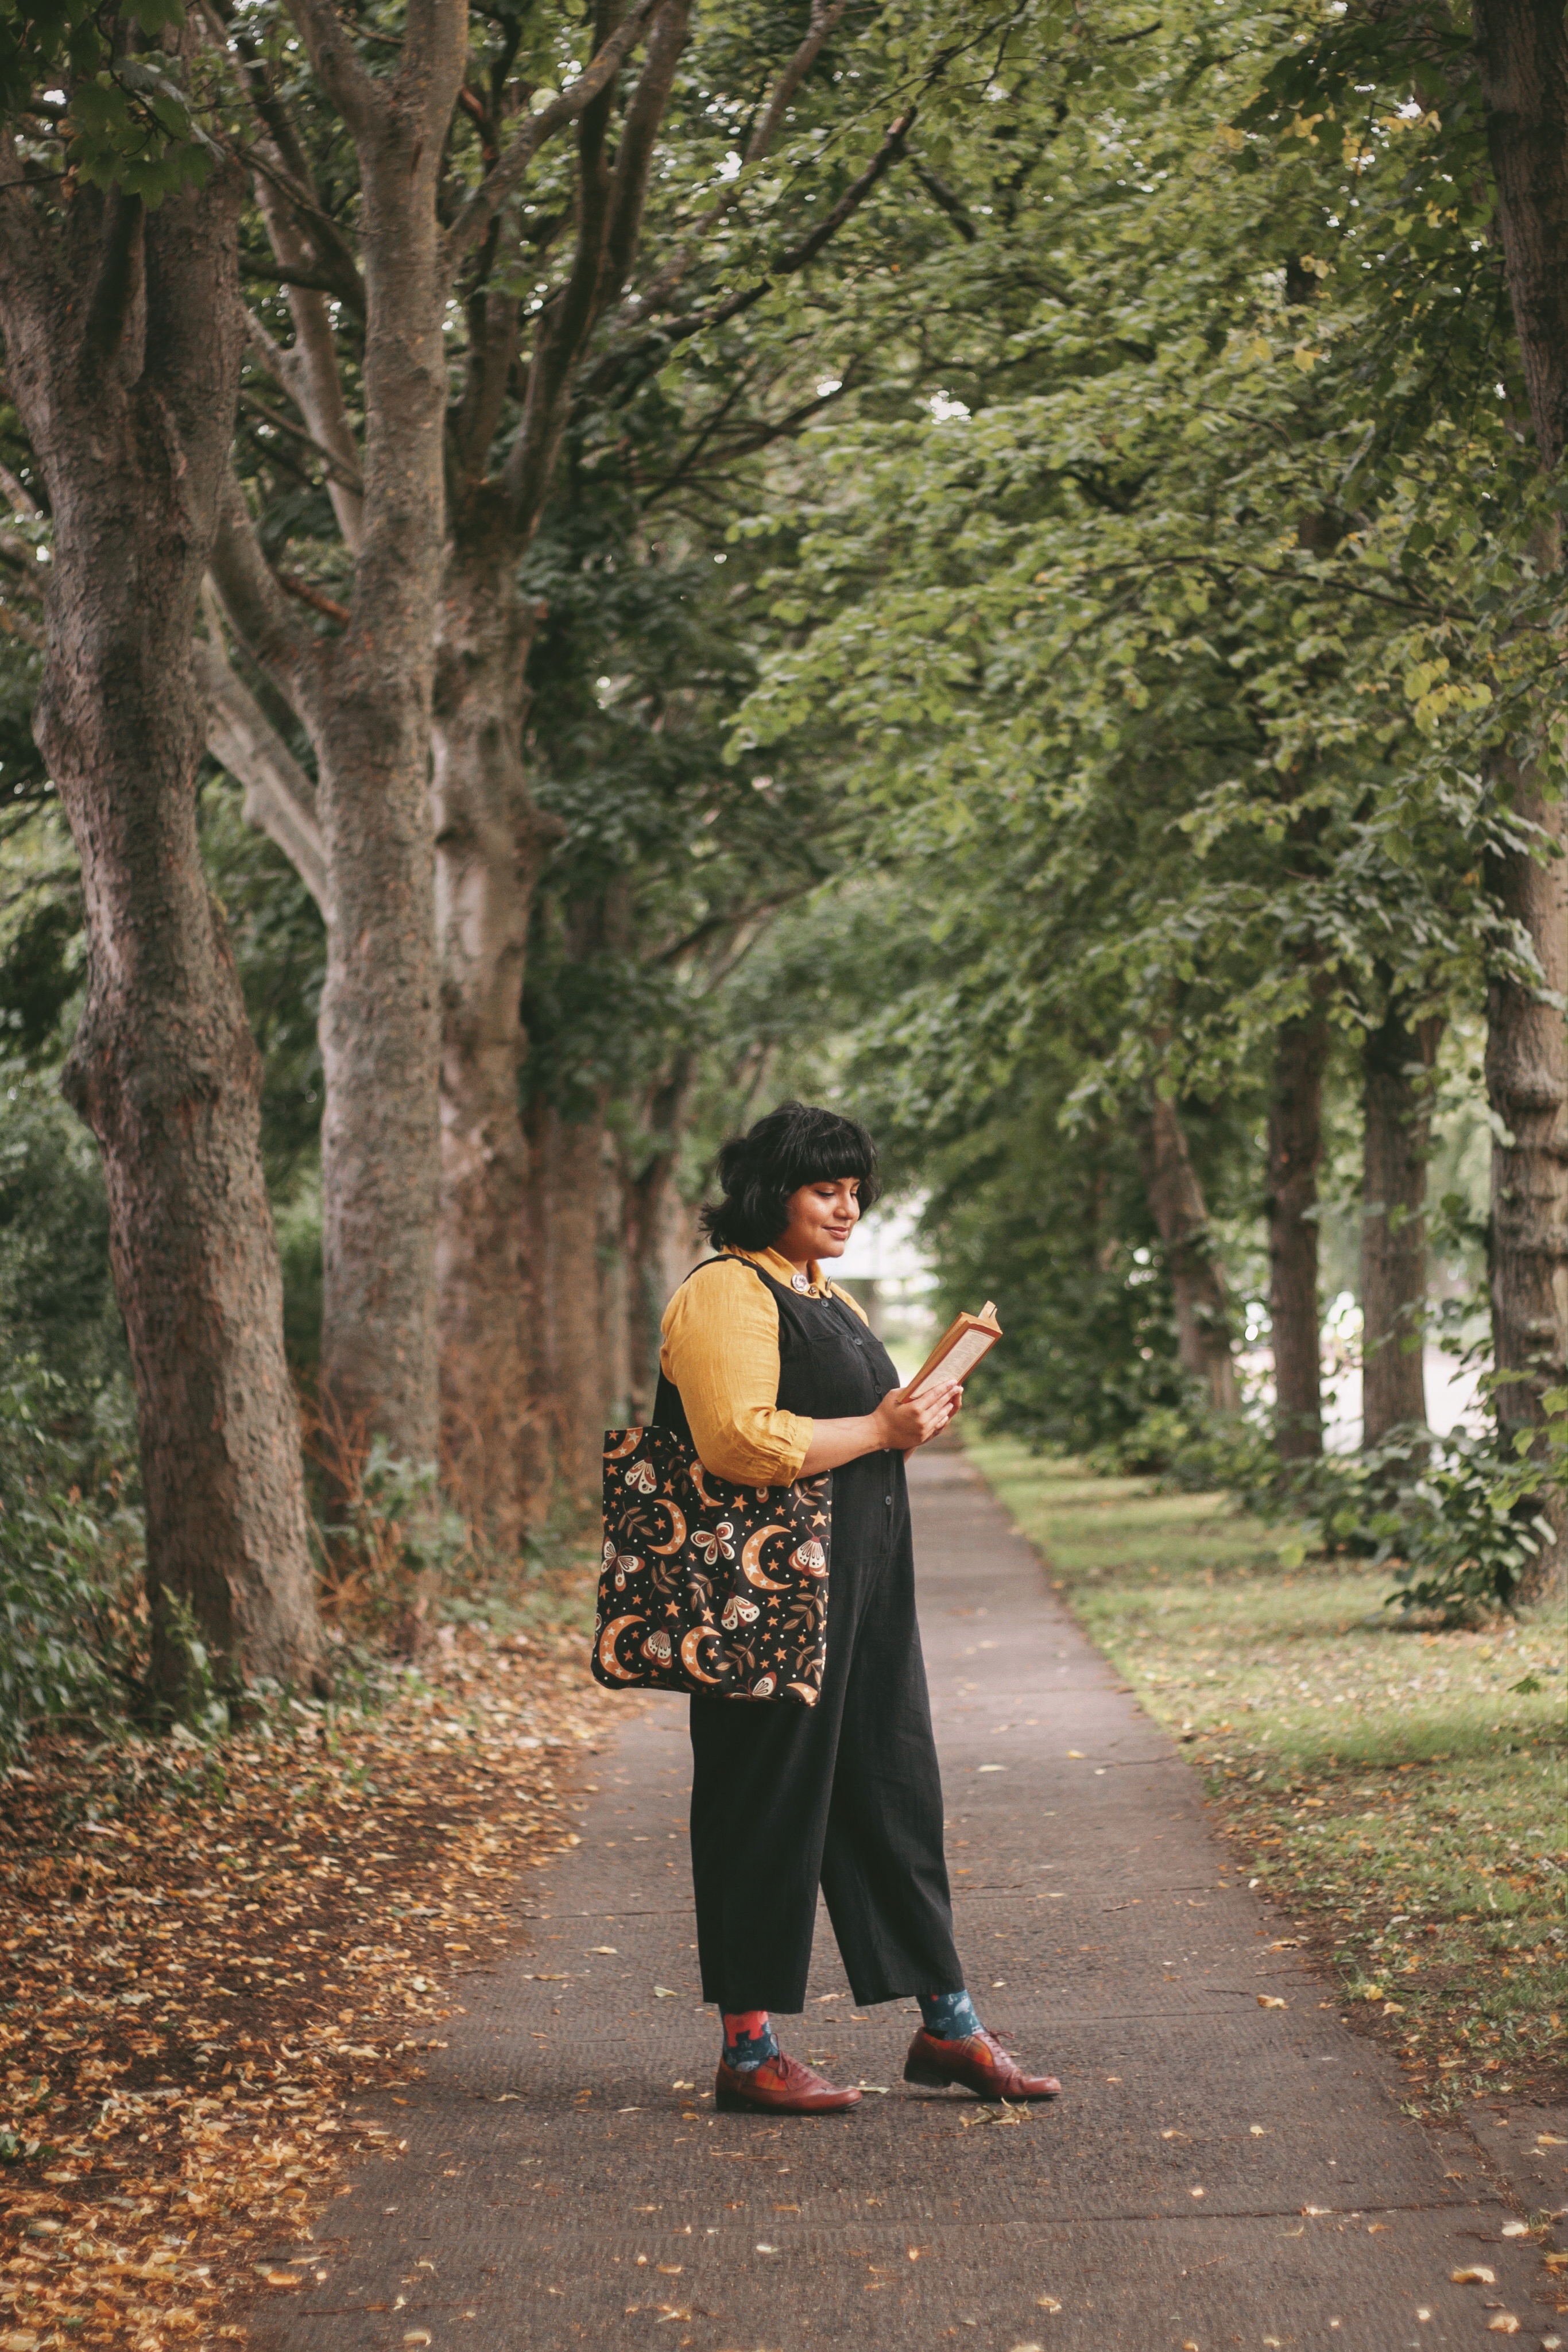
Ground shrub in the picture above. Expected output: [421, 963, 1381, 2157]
[0, 1363, 144, 1758]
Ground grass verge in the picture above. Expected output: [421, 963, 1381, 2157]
[1, 1565, 610, 2352]
[966, 1438, 1568, 2118]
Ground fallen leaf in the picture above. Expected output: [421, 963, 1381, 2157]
[1500, 2221, 1530, 2238]
[587, 1947, 618, 1956]
[653, 1986, 677, 1998]
[264, 2272, 304, 2289]
[1257, 1995, 1287, 2009]
[1066, 1751, 1084, 1759]
[1486, 2319, 1520, 2335]
[403, 2335, 432, 2347]
[1036, 2293, 1063, 2312]
[1453, 2268, 1497, 2286]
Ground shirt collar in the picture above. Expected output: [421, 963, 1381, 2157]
[729, 1244, 827, 1297]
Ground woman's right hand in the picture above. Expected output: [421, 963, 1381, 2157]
[873, 1378, 962, 1454]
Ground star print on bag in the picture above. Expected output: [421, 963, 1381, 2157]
[593, 1426, 831, 1704]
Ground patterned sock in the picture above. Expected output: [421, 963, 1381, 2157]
[722, 2010, 780, 2072]
[919, 1988, 983, 2042]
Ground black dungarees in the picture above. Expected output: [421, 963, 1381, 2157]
[656, 1259, 963, 2016]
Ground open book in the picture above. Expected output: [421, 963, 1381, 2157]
[908, 1300, 1002, 1399]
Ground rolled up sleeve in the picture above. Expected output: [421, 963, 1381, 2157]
[660, 1259, 812, 1486]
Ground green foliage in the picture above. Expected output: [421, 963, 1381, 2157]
[318, 1440, 474, 1630]
[0, 1065, 127, 1394]
[1240, 1422, 1558, 1625]
[1, 1, 218, 205]
[1381, 1437, 1559, 1625]
[0, 1363, 143, 1760]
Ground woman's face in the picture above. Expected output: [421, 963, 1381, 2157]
[776, 1177, 862, 1266]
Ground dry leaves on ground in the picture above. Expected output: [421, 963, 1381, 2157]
[1, 1623, 614, 2351]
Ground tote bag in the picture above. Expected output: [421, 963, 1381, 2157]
[592, 1423, 830, 1704]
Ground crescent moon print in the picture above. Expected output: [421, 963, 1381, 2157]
[597, 1616, 644, 1682]
[738, 1526, 792, 1591]
[679, 1627, 726, 1686]
[647, 1501, 688, 1556]
[596, 1422, 829, 1702]
[688, 1461, 723, 1513]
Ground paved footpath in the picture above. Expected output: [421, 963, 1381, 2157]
[260, 1448, 1561, 2352]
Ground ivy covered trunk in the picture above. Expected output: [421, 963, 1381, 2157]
[1360, 1009, 1442, 1447]
[432, 513, 557, 1543]
[0, 154, 319, 1696]
[1266, 1008, 1330, 1460]
[1138, 1090, 1238, 1413]
[1484, 773, 1568, 1604]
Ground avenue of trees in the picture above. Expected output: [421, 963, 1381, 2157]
[3, 0, 1568, 1727]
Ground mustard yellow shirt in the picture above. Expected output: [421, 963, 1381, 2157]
[659, 1246, 870, 1486]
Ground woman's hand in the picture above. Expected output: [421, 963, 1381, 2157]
[796, 1378, 962, 1477]
[873, 1378, 962, 1456]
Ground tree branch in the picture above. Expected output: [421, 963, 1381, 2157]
[657, 109, 916, 351]
[240, 388, 365, 499]
[281, 0, 384, 139]
[624, 0, 848, 322]
[209, 467, 321, 691]
[195, 622, 328, 911]
[602, 0, 691, 302]
[442, 0, 662, 276]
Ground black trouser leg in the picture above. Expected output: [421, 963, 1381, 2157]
[688, 1553, 961, 2014]
[818, 1594, 962, 2007]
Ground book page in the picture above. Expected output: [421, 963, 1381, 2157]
[911, 1324, 998, 1396]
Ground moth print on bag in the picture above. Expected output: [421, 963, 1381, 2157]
[593, 1425, 830, 1704]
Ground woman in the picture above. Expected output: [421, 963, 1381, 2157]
[658, 1101, 1062, 2115]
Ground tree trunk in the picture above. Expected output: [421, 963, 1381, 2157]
[1360, 1008, 1443, 1446]
[1266, 1008, 1331, 1460]
[1474, 0, 1568, 470]
[1473, 2, 1568, 1604]
[0, 151, 319, 1695]
[1138, 1090, 1239, 1412]
[1484, 770, 1568, 1601]
[431, 506, 559, 1544]
[621, 1055, 698, 1423]
[535, 1104, 612, 1508]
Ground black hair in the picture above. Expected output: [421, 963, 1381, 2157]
[699, 1101, 882, 1253]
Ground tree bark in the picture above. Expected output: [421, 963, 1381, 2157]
[432, 511, 559, 1542]
[1138, 1090, 1239, 1412]
[1360, 1008, 1443, 1446]
[1471, 7, 1568, 1600]
[1474, 0, 1568, 469]
[622, 1055, 698, 1424]
[211, 6, 469, 1465]
[1484, 769, 1568, 1600]
[1266, 1008, 1331, 1460]
[533, 1104, 613, 1508]
[0, 131, 319, 1694]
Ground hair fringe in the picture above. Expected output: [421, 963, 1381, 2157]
[700, 1100, 882, 1253]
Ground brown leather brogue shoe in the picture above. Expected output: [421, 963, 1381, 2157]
[903, 2028, 1061, 2099]
[715, 2052, 862, 2114]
